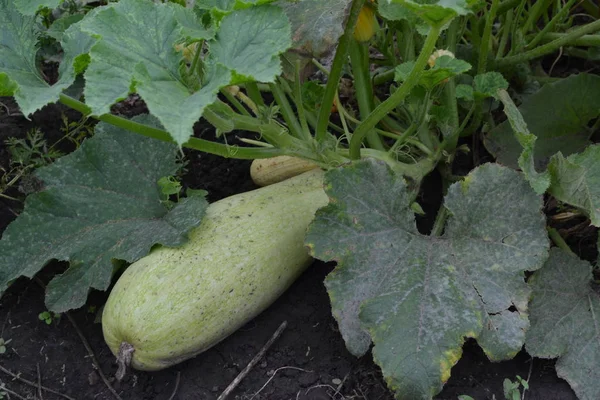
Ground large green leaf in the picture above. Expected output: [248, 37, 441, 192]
[276, 0, 352, 58]
[306, 160, 549, 399]
[80, 0, 227, 146]
[0, 0, 94, 116]
[547, 144, 600, 226]
[485, 74, 600, 170]
[526, 248, 600, 400]
[14, 0, 61, 15]
[387, 0, 479, 27]
[0, 117, 208, 312]
[209, 5, 291, 83]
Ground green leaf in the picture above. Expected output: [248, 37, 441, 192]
[455, 83, 474, 101]
[45, 14, 85, 41]
[496, 89, 550, 194]
[422, 55, 471, 89]
[0, 0, 93, 116]
[0, 116, 208, 312]
[209, 5, 291, 83]
[172, 5, 215, 41]
[276, 0, 352, 58]
[14, 0, 61, 15]
[395, 56, 471, 90]
[473, 71, 508, 99]
[306, 159, 549, 399]
[485, 74, 600, 170]
[394, 61, 416, 83]
[387, 0, 480, 27]
[80, 0, 229, 145]
[547, 144, 600, 227]
[526, 248, 600, 400]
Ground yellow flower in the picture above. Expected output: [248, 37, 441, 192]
[353, 2, 378, 42]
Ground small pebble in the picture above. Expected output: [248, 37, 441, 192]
[260, 361, 267, 368]
[211, 386, 219, 392]
[332, 378, 342, 385]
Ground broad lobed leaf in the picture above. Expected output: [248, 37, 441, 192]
[485, 74, 600, 171]
[547, 144, 600, 227]
[306, 159, 549, 399]
[276, 0, 352, 58]
[387, 0, 481, 27]
[0, 0, 94, 116]
[526, 248, 600, 400]
[1, 0, 292, 146]
[0, 117, 208, 312]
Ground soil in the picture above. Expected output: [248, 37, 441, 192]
[0, 98, 582, 400]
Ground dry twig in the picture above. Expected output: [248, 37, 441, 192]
[0, 384, 28, 400]
[64, 312, 123, 400]
[167, 372, 181, 400]
[218, 321, 288, 400]
[250, 366, 312, 400]
[36, 363, 43, 400]
[0, 365, 74, 400]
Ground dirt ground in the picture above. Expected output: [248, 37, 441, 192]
[0, 99, 580, 400]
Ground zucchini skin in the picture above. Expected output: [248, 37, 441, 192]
[102, 169, 327, 371]
[250, 156, 319, 187]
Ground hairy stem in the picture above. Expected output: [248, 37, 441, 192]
[315, 0, 366, 141]
[349, 24, 442, 159]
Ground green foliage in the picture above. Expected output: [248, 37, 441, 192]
[0, 338, 12, 354]
[1, 0, 600, 398]
[526, 248, 600, 400]
[503, 375, 529, 400]
[0, 117, 209, 312]
[306, 160, 548, 399]
[38, 310, 60, 325]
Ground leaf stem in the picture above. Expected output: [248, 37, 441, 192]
[495, 19, 600, 68]
[349, 39, 385, 150]
[547, 227, 576, 257]
[244, 82, 265, 108]
[349, 24, 442, 159]
[315, 0, 366, 141]
[526, 0, 578, 49]
[293, 63, 312, 141]
[268, 82, 304, 139]
[431, 206, 448, 236]
[57, 94, 283, 159]
[478, 0, 500, 75]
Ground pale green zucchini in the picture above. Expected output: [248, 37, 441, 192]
[102, 168, 327, 372]
[250, 156, 319, 187]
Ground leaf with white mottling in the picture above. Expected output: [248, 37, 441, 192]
[547, 144, 600, 226]
[276, 0, 352, 57]
[306, 160, 549, 399]
[485, 74, 600, 170]
[526, 248, 600, 400]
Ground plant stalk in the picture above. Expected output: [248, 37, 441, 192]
[58, 94, 283, 159]
[348, 39, 385, 150]
[349, 24, 443, 159]
[315, 0, 366, 141]
[495, 19, 600, 67]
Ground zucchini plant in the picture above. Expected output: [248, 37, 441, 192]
[1, 0, 600, 398]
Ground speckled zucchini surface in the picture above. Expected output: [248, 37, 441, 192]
[102, 169, 327, 371]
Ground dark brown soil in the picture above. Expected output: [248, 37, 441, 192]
[0, 98, 579, 400]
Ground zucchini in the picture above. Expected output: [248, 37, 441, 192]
[102, 168, 327, 373]
[250, 156, 319, 187]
